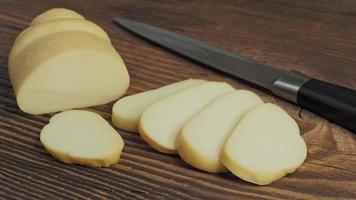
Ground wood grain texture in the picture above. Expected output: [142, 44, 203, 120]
[1, 0, 356, 199]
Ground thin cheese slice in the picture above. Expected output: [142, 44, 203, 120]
[222, 103, 307, 185]
[139, 81, 234, 154]
[112, 79, 205, 132]
[177, 90, 263, 173]
[31, 8, 84, 25]
[10, 31, 129, 114]
[10, 19, 111, 63]
[40, 110, 124, 167]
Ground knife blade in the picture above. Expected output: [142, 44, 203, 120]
[113, 17, 356, 134]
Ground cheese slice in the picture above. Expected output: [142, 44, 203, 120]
[177, 90, 263, 173]
[10, 19, 111, 64]
[31, 8, 84, 25]
[40, 110, 124, 167]
[139, 81, 234, 154]
[9, 31, 129, 114]
[112, 79, 205, 132]
[222, 103, 307, 185]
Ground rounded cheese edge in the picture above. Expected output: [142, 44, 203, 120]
[138, 122, 177, 154]
[221, 103, 307, 185]
[176, 133, 229, 173]
[31, 8, 84, 25]
[112, 110, 138, 133]
[222, 138, 306, 185]
[40, 110, 124, 167]
[10, 19, 111, 63]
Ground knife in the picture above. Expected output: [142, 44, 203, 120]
[113, 17, 356, 134]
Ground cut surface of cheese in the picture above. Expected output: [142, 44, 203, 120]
[10, 31, 129, 114]
[222, 103, 307, 185]
[112, 79, 205, 132]
[31, 8, 84, 25]
[139, 81, 234, 154]
[177, 90, 263, 173]
[10, 19, 110, 63]
[40, 110, 124, 167]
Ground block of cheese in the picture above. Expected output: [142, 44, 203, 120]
[31, 8, 85, 25]
[9, 8, 129, 114]
[222, 103, 307, 185]
[112, 79, 205, 132]
[177, 90, 263, 173]
[9, 31, 129, 114]
[10, 19, 111, 64]
[139, 81, 234, 154]
[40, 110, 124, 167]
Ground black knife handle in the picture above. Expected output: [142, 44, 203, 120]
[297, 78, 356, 133]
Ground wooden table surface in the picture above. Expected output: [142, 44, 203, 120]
[1, 0, 356, 199]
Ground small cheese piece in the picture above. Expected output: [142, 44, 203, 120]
[222, 103, 307, 185]
[112, 79, 205, 132]
[31, 8, 84, 25]
[40, 110, 124, 167]
[177, 90, 263, 173]
[10, 19, 111, 63]
[9, 31, 129, 114]
[139, 81, 234, 154]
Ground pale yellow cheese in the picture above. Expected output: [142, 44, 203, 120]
[112, 79, 205, 132]
[177, 90, 263, 173]
[9, 31, 129, 114]
[10, 19, 111, 64]
[31, 8, 84, 25]
[139, 81, 234, 154]
[40, 110, 124, 167]
[222, 103, 307, 185]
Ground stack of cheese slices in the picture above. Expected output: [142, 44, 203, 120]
[112, 79, 307, 185]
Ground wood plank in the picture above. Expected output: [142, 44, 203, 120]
[0, 0, 355, 199]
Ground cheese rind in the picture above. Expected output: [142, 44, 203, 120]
[31, 8, 84, 25]
[10, 31, 129, 114]
[222, 103, 307, 185]
[112, 79, 205, 132]
[139, 82, 234, 154]
[40, 110, 124, 167]
[10, 19, 111, 63]
[177, 90, 263, 173]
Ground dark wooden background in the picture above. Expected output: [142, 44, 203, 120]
[1, 0, 356, 199]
